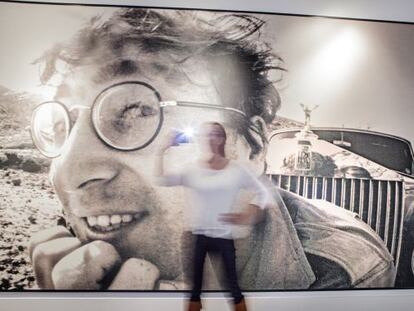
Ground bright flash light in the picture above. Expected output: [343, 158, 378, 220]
[183, 127, 194, 137]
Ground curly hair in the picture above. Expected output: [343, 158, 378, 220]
[35, 8, 286, 158]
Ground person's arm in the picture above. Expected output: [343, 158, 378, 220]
[243, 169, 271, 211]
[154, 151, 166, 178]
[220, 165, 270, 225]
[154, 131, 175, 178]
[220, 203, 265, 225]
[154, 131, 187, 187]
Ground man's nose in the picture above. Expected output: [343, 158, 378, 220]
[50, 109, 119, 192]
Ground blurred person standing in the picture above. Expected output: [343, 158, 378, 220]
[156, 122, 270, 311]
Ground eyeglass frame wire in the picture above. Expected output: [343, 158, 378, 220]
[31, 80, 248, 158]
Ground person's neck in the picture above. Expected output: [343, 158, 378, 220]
[206, 153, 229, 170]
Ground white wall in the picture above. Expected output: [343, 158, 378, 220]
[2, 1, 414, 310]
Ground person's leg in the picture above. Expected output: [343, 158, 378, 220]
[190, 234, 208, 302]
[218, 239, 244, 306]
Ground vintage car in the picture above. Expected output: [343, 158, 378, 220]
[265, 125, 414, 287]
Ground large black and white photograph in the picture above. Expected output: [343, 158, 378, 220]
[1, 0, 414, 294]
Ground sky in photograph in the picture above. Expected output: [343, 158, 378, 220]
[1, 2, 413, 144]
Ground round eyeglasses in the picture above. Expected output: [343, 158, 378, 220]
[31, 81, 247, 158]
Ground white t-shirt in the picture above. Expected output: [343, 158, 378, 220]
[158, 161, 270, 239]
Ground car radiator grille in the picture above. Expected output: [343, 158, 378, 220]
[270, 174, 404, 262]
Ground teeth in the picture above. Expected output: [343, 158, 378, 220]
[110, 215, 122, 225]
[86, 213, 142, 229]
[122, 214, 133, 223]
[97, 215, 110, 227]
[87, 216, 97, 227]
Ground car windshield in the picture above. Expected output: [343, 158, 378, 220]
[270, 129, 414, 176]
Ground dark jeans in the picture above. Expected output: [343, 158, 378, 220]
[190, 234, 244, 304]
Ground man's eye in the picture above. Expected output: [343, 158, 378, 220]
[113, 102, 158, 132]
[119, 102, 157, 119]
[140, 104, 157, 117]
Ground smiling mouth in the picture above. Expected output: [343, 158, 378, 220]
[84, 211, 149, 233]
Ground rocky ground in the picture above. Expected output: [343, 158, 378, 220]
[0, 129, 60, 290]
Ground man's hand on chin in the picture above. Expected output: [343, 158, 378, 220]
[29, 226, 163, 290]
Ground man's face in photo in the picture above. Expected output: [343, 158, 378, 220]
[47, 48, 260, 280]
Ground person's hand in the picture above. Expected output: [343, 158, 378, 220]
[219, 204, 265, 225]
[158, 130, 176, 154]
[219, 212, 251, 225]
[29, 226, 161, 289]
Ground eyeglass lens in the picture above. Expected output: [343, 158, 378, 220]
[31, 102, 70, 157]
[32, 83, 163, 157]
[92, 83, 162, 150]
